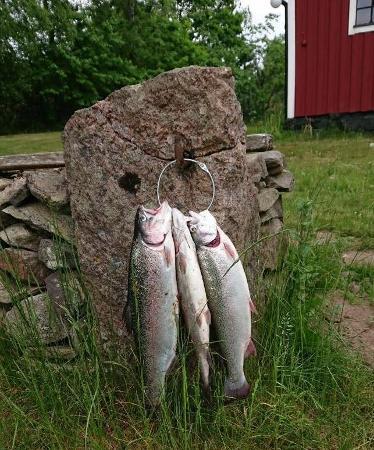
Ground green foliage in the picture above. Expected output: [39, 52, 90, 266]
[0, 0, 285, 133]
[0, 202, 373, 448]
[0, 132, 373, 447]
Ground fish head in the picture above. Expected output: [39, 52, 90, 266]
[187, 210, 218, 246]
[135, 201, 172, 248]
[172, 208, 188, 232]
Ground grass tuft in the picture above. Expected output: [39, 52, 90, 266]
[0, 199, 373, 449]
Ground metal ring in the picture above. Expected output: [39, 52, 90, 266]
[157, 158, 215, 210]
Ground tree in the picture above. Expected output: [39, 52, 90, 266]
[0, 0, 285, 133]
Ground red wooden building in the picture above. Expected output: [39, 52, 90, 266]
[273, 0, 374, 130]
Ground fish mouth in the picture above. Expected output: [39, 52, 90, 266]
[143, 234, 167, 247]
[205, 230, 220, 247]
[142, 201, 169, 216]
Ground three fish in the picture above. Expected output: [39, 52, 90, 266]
[127, 201, 255, 406]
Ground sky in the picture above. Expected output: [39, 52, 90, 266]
[241, 0, 286, 36]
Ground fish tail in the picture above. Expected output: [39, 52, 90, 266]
[224, 376, 251, 400]
[198, 350, 210, 392]
[145, 375, 166, 409]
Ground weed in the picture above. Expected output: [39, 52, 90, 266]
[0, 200, 373, 449]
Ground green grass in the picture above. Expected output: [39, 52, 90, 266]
[0, 129, 373, 449]
[0, 131, 62, 156]
[280, 133, 374, 248]
[0, 215, 373, 449]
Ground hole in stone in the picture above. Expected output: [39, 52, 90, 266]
[118, 172, 141, 193]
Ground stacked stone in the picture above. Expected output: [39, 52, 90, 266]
[0, 161, 81, 360]
[246, 134, 295, 270]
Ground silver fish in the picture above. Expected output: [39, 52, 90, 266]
[188, 210, 256, 399]
[126, 201, 178, 407]
[172, 208, 211, 391]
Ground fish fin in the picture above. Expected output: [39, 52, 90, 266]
[224, 378, 251, 400]
[178, 253, 187, 274]
[219, 228, 238, 257]
[173, 298, 179, 317]
[249, 298, 258, 315]
[245, 338, 257, 358]
[223, 241, 237, 260]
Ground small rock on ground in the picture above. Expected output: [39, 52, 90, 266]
[328, 292, 374, 368]
[315, 230, 337, 245]
[342, 250, 374, 267]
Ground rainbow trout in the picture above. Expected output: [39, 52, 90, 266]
[172, 208, 211, 391]
[187, 210, 256, 399]
[126, 201, 178, 407]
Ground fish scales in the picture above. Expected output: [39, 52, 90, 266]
[188, 210, 254, 399]
[127, 202, 178, 407]
[172, 208, 210, 391]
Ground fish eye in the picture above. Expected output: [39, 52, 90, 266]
[190, 225, 197, 232]
[139, 214, 147, 222]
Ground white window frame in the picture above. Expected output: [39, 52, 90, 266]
[348, 0, 374, 35]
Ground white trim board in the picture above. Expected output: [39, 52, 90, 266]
[349, 0, 374, 35]
[287, 0, 296, 119]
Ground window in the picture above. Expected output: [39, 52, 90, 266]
[349, 0, 374, 35]
[355, 0, 374, 27]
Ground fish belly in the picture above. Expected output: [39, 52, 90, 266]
[129, 237, 178, 406]
[198, 247, 251, 398]
[176, 239, 210, 388]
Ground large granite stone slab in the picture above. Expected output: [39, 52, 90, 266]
[64, 66, 260, 340]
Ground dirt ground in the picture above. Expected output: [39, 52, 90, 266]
[328, 291, 374, 368]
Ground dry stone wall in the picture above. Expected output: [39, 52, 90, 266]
[0, 132, 293, 354]
[0, 68, 294, 353]
[0, 164, 83, 359]
[245, 134, 294, 270]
